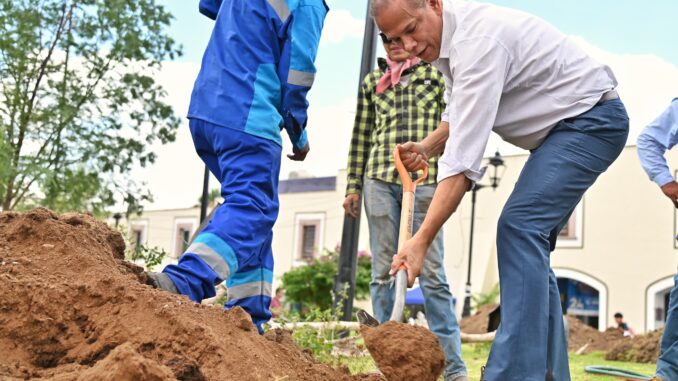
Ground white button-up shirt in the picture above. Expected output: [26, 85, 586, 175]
[433, 0, 617, 182]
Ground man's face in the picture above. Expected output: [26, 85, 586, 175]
[615, 317, 622, 324]
[383, 39, 411, 62]
[374, 0, 444, 63]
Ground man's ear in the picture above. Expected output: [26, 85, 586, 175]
[428, 0, 443, 15]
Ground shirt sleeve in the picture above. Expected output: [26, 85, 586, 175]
[281, 2, 327, 149]
[437, 37, 510, 183]
[198, 0, 222, 19]
[440, 72, 453, 123]
[637, 99, 678, 187]
[346, 74, 375, 195]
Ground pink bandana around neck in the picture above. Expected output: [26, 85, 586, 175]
[376, 57, 421, 94]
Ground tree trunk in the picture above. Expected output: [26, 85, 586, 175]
[2, 179, 14, 210]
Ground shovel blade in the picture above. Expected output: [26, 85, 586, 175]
[357, 309, 380, 327]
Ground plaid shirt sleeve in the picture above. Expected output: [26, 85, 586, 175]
[437, 70, 448, 122]
[345, 72, 376, 195]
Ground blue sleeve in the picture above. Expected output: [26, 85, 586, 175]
[199, 0, 222, 20]
[637, 99, 678, 187]
[281, 2, 327, 149]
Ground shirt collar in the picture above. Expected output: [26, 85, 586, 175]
[437, 0, 456, 59]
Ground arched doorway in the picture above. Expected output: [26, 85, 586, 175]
[646, 276, 675, 332]
[554, 268, 608, 331]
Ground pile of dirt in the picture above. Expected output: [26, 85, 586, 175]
[361, 321, 445, 381]
[566, 316, 624, 354]
[459, 304, 498, 334]
[605, 329, 662, 363]
[0, 209, 382, 381]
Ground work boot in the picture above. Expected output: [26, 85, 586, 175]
[146, 272, 180, 294]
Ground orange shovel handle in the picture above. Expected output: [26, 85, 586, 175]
[394, 147, 428, 193]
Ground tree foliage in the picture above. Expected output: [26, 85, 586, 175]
[0, 0, 182, 215]
[281, 249, 371, 315]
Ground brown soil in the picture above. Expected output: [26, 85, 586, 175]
[0, 209, 379, 381]
[605, 329, 662, 363]
[566, 315, 661, 363]
[361, 321, 445, 381]
[459, 304, 498, 334]
[566, 316, 624, 353]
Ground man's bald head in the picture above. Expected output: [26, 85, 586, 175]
[371, 0, 444, 63]
[370, 0, 427, 18]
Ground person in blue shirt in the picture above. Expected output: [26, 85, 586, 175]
[637, 98, 678, 381]
[147, 0, 328, 333]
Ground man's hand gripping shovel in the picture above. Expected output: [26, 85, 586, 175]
[357, 147, 428, 327]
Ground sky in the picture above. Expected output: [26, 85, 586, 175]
[138, 0, 678, 210]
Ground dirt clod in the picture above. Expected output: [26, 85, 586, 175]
[0, 209, 376, 380]
[361, 321, 445, 381]
[566, 316, 624, 354]
[605, 329, 662, 363]
[75, 342, 177, 381]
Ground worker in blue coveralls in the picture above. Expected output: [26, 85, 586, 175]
[147, 0, 328, 333]
[637, 98, 678, 381]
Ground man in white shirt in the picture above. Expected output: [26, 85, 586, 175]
[372, 0, 629, 380]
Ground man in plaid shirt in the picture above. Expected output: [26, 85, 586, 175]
[343, 34, 468, 381]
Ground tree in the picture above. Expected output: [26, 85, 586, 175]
[281, 249, 371, 316]
[0, 0, 182, 215]
[196, 188, 223, 208]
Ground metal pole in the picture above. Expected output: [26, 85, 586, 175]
[113, 213, 122, 228]
[335, 0, 377, 322]
[462, 185, 480, 318]
[200, 165, 210, 223]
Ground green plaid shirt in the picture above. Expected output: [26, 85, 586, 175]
[346, 59, 446, 195]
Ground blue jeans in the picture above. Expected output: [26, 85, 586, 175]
[657, 274, 678, 380]
[162, 119, 281, 331]
[363, 178, 467, 381]
[484, 99, 629, 381]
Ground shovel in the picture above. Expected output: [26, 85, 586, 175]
[357, 147, 428, 327]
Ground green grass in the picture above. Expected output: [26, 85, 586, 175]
[328, 343, 657, 380]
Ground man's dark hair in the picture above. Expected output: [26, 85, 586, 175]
[614, 312, 623, 318]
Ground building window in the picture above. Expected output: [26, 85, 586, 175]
[646, 276, 676, 331]
[556, 200, 583, 248]
[301, 225, 317, 260]
[129, 220, 148, 252]
[133, 229, 143, 251]
[173, 218, 197, 259]
[554, 268, 608, 332]
[175, 226, 192, 255]
[294, 213, 325, 263]
[557, 277, 599, 329]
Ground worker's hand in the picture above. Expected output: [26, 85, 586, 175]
[389, 235, 428, 287]
[287, 141, 310, 161]
[397, 142, 429, 172]
[343, 193, 360, 218]
[661, 181, 678, 208]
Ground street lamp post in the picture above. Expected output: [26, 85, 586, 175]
[461, 151, 505, 318]
[113, 212, 122, 228]
[335, 0, 377, 322]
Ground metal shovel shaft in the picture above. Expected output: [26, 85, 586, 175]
[389, 189, 415, 322]
[357, 147, 428, 327]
